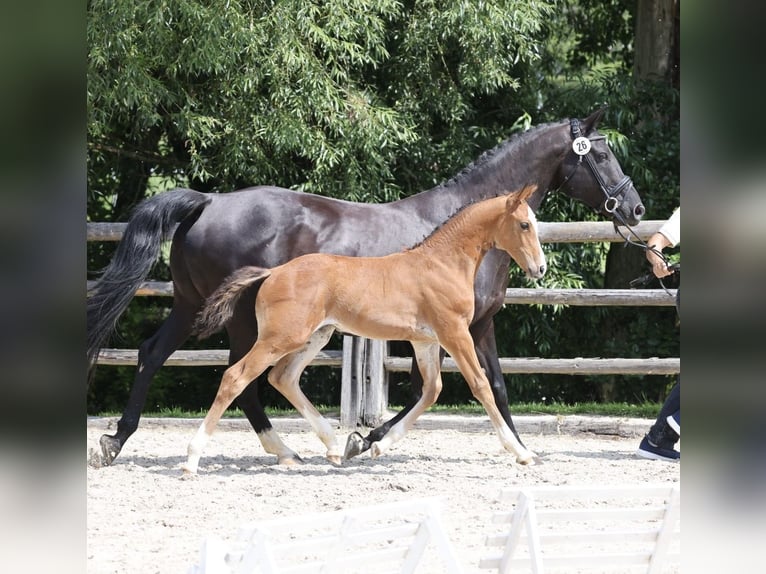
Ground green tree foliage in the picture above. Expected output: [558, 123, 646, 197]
[88, 0, 552, 209]
[87, 0, 679, 413]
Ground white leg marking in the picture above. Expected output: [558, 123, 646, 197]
[183, 422, 212, 474]
[258, 429, 301, 465]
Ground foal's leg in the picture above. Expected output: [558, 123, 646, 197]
[441, 329, 536, 465]
[182, 344, 283, 474]
[368, 341, 443, 459]
[267, 326, 343, 465]
[227, 312, 302, 466]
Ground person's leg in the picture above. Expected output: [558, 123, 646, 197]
[650, 380, 680, 442]
[637, 284, 680, 462]
[637, 378, 680, 461]
[666, 409, 680, 435]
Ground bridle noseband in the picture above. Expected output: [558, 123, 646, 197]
[561, 118, 633, 217]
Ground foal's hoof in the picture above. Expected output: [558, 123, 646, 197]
[370, 442, 384, 459]
[517, 451, 541, 466]
[277, 454, 304, 466]
[344, 432, 367, 460]
[99, 434, 122, 466]
[326, 455, 343, 466]
[87, 448, 105, 469]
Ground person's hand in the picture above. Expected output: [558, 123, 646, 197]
[646, 232, 673, 278]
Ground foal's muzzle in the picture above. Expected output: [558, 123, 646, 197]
[528, 263, 546, 279]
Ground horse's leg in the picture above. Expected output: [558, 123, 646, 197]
[98, 302, 195, 466]
[227, 312, 303, 466]
[368, 342, 443, 459]
[266, 326, 343, 465]
[345, 342, 428, 459]
[470, 316, 526, 447]
[183, 344, 282, 475]
[440, 329, 536, 465]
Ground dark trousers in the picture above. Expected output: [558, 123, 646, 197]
[649, 288, 680, 446]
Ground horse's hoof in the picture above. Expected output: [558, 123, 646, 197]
[326, 455, 343, 466]
[180, 464, 198, 476]
[277, 454, 303, 466]
[344, 432, 367, 460]
[99, 434, 122, 466]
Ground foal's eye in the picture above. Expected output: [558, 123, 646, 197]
[520, 222, 530, 231]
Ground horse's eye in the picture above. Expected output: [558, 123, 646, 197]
[520, 222, 530, 231]
[598, 152, 608, 161]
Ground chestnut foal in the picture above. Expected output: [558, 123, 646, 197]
[184, 185, 546, 473]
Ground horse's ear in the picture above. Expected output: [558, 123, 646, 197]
[582, 107, 607, 132]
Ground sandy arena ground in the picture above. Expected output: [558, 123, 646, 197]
[87, 413, 680, 573]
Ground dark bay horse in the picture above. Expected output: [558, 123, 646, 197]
[184, 186, 545, 473]
[88, 109, 644, 467]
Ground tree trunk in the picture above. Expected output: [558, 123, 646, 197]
[633, 0, 678, 83]
[605, 0, 679, 285]
[599, 0, 679, 401]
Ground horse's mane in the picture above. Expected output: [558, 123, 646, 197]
[404, 118, 565, 250]
[441, 119, 564, 188]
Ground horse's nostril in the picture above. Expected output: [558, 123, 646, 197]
[634, 204, 645, 218]
[539, 264, 546, 276]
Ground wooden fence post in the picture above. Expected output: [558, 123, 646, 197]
[340, 336, 388, 428]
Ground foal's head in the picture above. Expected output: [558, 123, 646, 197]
[497, 185, 546, 279]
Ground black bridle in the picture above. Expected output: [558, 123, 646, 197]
[560, 118, 678, 293]
[559, 118, 651, 245]
[561, 118, 634, 218]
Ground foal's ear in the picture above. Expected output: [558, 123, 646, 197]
[506, 184, 537, 212]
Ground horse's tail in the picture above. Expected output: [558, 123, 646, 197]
[87, 188, 212, 372]
[194, 266, 272, 339]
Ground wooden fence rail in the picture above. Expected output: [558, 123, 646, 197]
[88, 220, 679, 427]
[87, 220, 665, 243]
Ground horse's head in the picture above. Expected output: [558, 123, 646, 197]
[556, 109, 645, 226]
[499, 185, 546, 279]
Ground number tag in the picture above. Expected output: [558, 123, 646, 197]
[572, 136, 591, 156]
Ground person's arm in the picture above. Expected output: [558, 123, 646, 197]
[646, 208, 679, 278]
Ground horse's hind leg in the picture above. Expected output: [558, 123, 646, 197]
[227, 313, 302, 466]
[183, 344, 281, 474]
[98, 302, 195, 466]
[368, 342, 443, 459]
[267, 326, 343, 465]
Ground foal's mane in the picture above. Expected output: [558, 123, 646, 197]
[404, 202, 476, 252]
[406, 192, 510, 251]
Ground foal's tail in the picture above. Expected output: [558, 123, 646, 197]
[87, 189, 212, 373]
[194, 266, 272, 339]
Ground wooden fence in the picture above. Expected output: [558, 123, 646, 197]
[88, 220, 679, 427]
